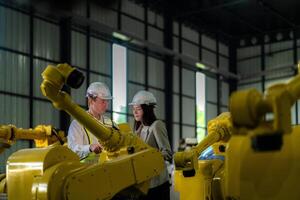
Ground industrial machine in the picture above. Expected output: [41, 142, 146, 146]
[3, 63, 164, 200]
[0, 124, 66, 153]
[174, 112, 231, 200]
[0, 124, 66, 194]
[174, 63, 300, 200]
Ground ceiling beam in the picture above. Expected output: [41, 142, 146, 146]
[176, 0, 246, 18]
[1, 0, 240, 80]
[224, 8, 265, 34]
[257, 0, 296, 28]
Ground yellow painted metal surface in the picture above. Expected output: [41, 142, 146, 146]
[174, 65, 300, 200]
[174, 112, 231, 172]
[174, 113, 231, 200]
[0, 174, 6, 193]
[174, 160, 223, 200]
[64, 148, 162, 200]
[0, 124, 66, 154]
[7, 145, 79, 200]
[5, 144, 163, 200]
[225, 127, 300, 200]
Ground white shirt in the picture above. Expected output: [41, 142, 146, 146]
[67, 115, 115, 159]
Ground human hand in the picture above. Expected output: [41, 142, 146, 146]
[89, 143, 102, 154]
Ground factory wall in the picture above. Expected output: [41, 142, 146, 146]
[237, 38, 300, 125]
[0, 0, 231, 172]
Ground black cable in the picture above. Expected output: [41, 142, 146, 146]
[52, 128, 65, 145]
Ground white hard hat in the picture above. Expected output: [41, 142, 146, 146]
[86, 82, 113, 100]
[185, 138, 198, 145]
[129, 90, 157, 106]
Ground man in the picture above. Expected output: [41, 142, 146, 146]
[68, 82, 115, 160]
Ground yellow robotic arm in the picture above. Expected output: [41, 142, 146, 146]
[223, 62, 300, 200]
[174, 112, 232, 200]
[0, 124, 66, 154]
[0, 124, 66, 195]
[5, 63, 164, 200]
[174, 112, 232, 172]
[174, 62, 300, 200]
[40, 63, 148, 153]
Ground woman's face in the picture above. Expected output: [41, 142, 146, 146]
[132, 105, 144, 122]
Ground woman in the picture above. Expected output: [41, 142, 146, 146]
[129, 90, 173, 200]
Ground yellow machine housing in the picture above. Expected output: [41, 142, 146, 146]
[174, 62, 300, 200]
[0, 124, 67, 194]
[5, 63, 165, 200]
[225, 127, 300, 200]
[225, 63, 300, 200]
[174, 112, 232, 200]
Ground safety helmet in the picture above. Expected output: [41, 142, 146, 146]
[86, 82, 113, 100]
[129, 90, 157, 106]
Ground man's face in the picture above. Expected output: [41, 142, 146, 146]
[90, 97, 109, 115]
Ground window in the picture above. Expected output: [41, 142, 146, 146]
[196, 72, 206, 141]
[112, 44, 127, 123]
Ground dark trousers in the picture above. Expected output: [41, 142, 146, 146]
[140, 181, 170, 200]
[111, 181, 170, 200]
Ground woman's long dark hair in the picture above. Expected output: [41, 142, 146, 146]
[134, 104, 157, 131]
